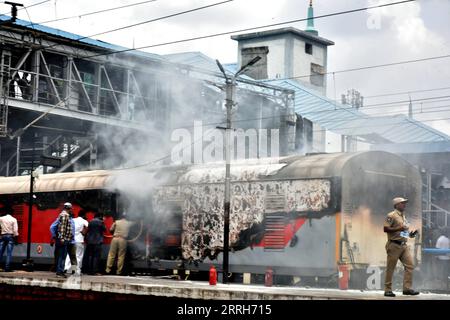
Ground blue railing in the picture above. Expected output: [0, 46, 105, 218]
[422, 248, 450, 254]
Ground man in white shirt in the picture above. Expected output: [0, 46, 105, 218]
[0, 207, 19, 272]
[435, 228, 450, 281]
[65, 210, 88, 275]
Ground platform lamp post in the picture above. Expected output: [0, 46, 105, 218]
[215, 56, 261, 284]
[23, 132, 37, 271]
[22, 133, 61, 272]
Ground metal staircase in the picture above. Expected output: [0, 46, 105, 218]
[0, 136, 96, 176]
[422, 173, 450, 229]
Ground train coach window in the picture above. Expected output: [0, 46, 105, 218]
[35, 193, 59, 210]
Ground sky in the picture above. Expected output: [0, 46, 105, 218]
[4, 0, 450, 138]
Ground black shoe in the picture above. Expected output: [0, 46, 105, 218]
[56, 272, 67, 278]
[384, 291, 396, 297]
[403, 289, 419, 296]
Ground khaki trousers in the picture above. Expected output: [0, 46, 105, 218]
[105, 237, 127, 275]
[384, 241, 414, 291]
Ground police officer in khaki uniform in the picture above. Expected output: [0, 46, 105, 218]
[383, 197, 419, 297]
[105, 212, 133, 275]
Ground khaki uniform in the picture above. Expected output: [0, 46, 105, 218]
[106, 219, 132, 275]
[383, 209, 414, 291]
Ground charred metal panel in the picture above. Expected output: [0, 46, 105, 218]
[153, 179, 331, 260]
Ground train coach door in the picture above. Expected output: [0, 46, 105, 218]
[362, 170, 407, 214]
[150, 199, 182, 260]
[342, 169, 407, 267]
[361, 170, 407, 264]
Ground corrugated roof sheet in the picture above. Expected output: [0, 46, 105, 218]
[165, 52, 245, 77]
[270, 79, 450, 144]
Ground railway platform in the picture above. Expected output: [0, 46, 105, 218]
[0, 270, 449, 300]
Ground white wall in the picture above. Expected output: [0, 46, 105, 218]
[238, 38, 286, 79]
[293, 38, 326, 93]
[293, 39, 325, 77]
[237, 36, 328, 92]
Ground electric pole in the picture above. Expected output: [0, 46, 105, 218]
[216, 56, 261, 284]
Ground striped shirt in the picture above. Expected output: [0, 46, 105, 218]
[57, 210, 73, 241]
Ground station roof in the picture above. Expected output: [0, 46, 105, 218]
[164, 51, 450, 144]
[270, 79, 450, 144]
[165, 52, 246, 77]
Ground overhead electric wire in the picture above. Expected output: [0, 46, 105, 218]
[32, 0, 158, 25]
[362, 95, 450, 107]
[23, 0, 50, 9]
[77, 0, 234, 44]
[36, 0, 234, 53]
[263, 54, 450, 83]
[319, 85, 450, 105]
[79, 0, 416, 59]
[363, 104, 450, 117]
[362, 86, 450, 100]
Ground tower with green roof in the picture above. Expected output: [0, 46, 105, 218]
[231, 1, 334, 94]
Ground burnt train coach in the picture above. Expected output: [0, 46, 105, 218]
[0, 151, 421, 284]
[152, 150, 422, 282]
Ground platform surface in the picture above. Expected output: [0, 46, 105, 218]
[0, 271, 449, 300]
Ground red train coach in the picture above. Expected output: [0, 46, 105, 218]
[0, 170, 116, 265]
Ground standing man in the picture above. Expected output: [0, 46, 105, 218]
[55, 202, 74, 278]
[383, 197, 420, 297]
[50, 209, 75, 273]
[0, 207, 19, 272]
[105, 212, 133, 275]
[84, 212, 106, 275]
[65, 210, 88, 275]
